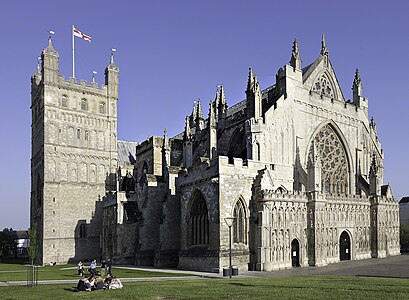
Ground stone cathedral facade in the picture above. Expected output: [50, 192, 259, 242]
[31, 36, 400, 271]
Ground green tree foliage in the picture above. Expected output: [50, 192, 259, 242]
[0, 228, 17, 260]
[400, 224, 409, 252]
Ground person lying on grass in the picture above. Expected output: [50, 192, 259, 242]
[108, 276, 123, 289]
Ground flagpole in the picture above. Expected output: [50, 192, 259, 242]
[72, 25, 75, 78]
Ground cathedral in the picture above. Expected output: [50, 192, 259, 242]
[31, 35, 400, 272]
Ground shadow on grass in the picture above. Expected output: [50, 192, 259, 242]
[63, 287, 78, 292]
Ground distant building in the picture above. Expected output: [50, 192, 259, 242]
[399, 197, 409, 225]
[31, 35, 400, 271]
[0, 230, 29, 258]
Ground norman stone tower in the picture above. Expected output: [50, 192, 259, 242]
[30, 38, 119, 264]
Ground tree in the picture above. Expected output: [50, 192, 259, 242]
[0, 228, 17, 260]
[400, 224, 409, 252]
[28, 225, 37, 265]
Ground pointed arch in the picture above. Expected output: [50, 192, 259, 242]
[311, 71, 338, 99]
[232, 196, 248, 244]
[188, 189, 209, 246]
[306, 120, 353, 194]
[227, 126, 247, 163]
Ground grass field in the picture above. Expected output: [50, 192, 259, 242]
[0, 263, 193, 281]
[1, 275, 409, 299]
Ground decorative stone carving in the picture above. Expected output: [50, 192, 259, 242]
[312, 73, 334, 98]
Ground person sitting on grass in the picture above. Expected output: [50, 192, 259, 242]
[94, 277, 105, 291]
[84, 274, 95, 291]
[76, 278, 86, 292]
[108, 275, 123, 289]
[104, 273, 112, 287]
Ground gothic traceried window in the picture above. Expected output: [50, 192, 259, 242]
[189, 190, 209, 246]
[309, 124, 348, 194]
[312, 74, 334, 98]
[233, 199, 247, 244]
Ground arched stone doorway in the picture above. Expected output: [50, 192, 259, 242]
[339, 231, 351, 261]
[291, 239, 300, 267]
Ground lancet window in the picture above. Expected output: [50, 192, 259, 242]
[189, 190, 209, 245]
[233, 199, 247, 244]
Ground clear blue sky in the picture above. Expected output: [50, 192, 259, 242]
[0, 0, 408, 230]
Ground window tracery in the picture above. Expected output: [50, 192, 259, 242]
[189, 190, 209, 245]
[312, 74, 334, 98]
[309, 124, 348, 194]
[233, 199, 247, 244]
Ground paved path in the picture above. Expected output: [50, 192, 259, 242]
[239, 254, 409, 278]
[1, 254, 409, 286]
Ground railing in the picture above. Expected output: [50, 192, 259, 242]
[26, 264, 38, 287]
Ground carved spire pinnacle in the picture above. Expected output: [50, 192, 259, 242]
[218, 84, 227, 118]
[208, 100, 216, 128]
[370, 152, 378, 176]
[246, 67, 254, 91]
[370, 116, 377, 134]
[47, 36, 53, 49]
[321, 34, 328, 56]
[37, 59, 41, 74]
[184, 116, 191, 141]
[353, 68, 361, 86]
[162, 128, 170, 150]
[191, 100, 197, 118]
[196, 98, 203, 119]
[195, 98, 204, 131]
[352, 68, 364, 104]
[290, 38, 301, 69]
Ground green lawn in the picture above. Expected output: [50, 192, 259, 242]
[1, 276, 409, 299]
[0, 263, 193, 281]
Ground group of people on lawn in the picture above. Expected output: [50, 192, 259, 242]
[76, 259, 122, 291]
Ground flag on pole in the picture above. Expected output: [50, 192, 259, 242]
[73, 26, 92, 42]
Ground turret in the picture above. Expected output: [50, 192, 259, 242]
[105, 50, 119, 100]
[245, 68, 262, 120]
[41, 37, 59, 83]
[208, 101, 217, 159]
[289, 38, 301, 70]
[307, 142, 322, 193]
[195, 98, 204, 131]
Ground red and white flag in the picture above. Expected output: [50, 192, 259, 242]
[73, 26, 92, 42]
